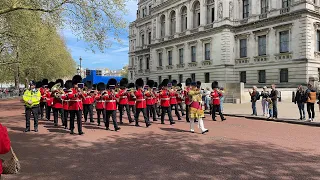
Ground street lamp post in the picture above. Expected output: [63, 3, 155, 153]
[79, 57, 82, 76]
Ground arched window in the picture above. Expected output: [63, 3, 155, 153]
[170, 11, 176, 35]
[160, 15, 165, 37]
[181, 6, 187, 31]
[193, 1, 200, 28]
[207, 0, 215, 24]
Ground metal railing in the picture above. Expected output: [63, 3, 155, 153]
[0, 90, 21, 99]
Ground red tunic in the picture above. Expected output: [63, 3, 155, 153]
[128, 95, 136, 106]
[135, 89, 146, 108]
[51, 91, 65, 109]
[40, 87, 47, 102]
[83, 93, 94, 105]
[117, 89, 128, 105]
[184, 87, 191, 105]
[170, 90, 177, 105]
[211, 90, 221, 105]
[67, 88, 84, 111]
[103, 90, 117, 111]
[0, 123, 11, 175]
[95, 93, 105, 110]
[145, 90, 155, 105]
[46, 92, 53, 107]
[160, 89, 170, 107]
[177, 91, 183, 104]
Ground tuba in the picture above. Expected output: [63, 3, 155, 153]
[51, 83, 64, 99]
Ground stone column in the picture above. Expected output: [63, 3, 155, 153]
[155, 16, 160, 42]
[270, 0, 278, 10]
[199, 0, 206, 31]
[165, 11, 170, 40]
[176, 7, 181, 37]
[187, 6, 192, 35]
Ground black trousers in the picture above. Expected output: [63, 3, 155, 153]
[118, 104, 133, 123]
[53, 108, 64, 125]
[161, 106, 174, 123]
[171, 104, 181, 120]
[69, 110, 83, 133]
[25, 106, 39, 130]
[96, 109, 106, 125]
[177, 103, 185, 115]
[135, 108, 150, 126]
[307, 102, 315, 119]
[63, 110, 69, 128]
[147, 104, 157, 121]
[39, 102, 46, 119]
[185, 105, 190, 122]
[46, 105, 52, 121]
[212, 104, 225, 120]
[272, 100, 278, 118]
[106, 110, 118, 129]
[128, 105, 136, 120]
[83, 104, 94, 122]
[156, 104, 161, 116]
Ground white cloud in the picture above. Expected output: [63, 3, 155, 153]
[112, 47, 129, 53]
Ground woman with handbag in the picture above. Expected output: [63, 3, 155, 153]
[0, 123, 11, 178]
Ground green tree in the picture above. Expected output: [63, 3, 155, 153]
[120, 65, 128, 79]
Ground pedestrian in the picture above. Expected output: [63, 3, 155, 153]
[23, 81, 41, 132]
[205, 87, 211, 111]
[261, 86, 269, 117]
[306, 83, 317, 121]
[0, 123, 11, 178]
[219, 87, 225, 113]
[266, 97, 273, 119]
[270, 84, 278, 119]
[249, 86, 258, 116]
[294, 85, 306, 120]
[211, 81, 226, 121]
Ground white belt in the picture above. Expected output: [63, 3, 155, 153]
[136, 99, 145, 101]
[97, 100, 105, 102]
[171, 97, 176, 98]
[105, 100, 116, 102]
[147, 97, 153, 99]
[212, 98, 219, 100]
[69, 100, 81, 102]
[120, 96, 127, 98]
[161, 98, 170, 100]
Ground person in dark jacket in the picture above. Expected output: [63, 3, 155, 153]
[249, 86, 258, 116]
[294, 85, 306, 120]
[261, 86, 269, 117]
[270, 84, 278, 119]
[305, 84, 317, 121]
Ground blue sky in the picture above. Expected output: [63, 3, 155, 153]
[60, 1, 137, 70]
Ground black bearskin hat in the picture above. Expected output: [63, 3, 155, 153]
[72, 75, 82, 85]
[120, 78, 128, 87]
[147, 80, 154, 88]
[97, 82, 106, 91]
[161, 79, 169, 87]
[48, 81, 55, 89]
[36, 81, 42, 88]
[85, 81, 93, 89]
[42, 79, 48, 86]
[127, 83, 135, 89]
[197, 81, 201, 89]
[107, 78, 117, 88]
[171, 80, 177, 87]
[55, 79, 64, 87]
[212, 81, 219, 89]
[177, 83, 182, 88]
[93, 84, 97, 90]
[135, 78, 144, 87]
[154, 82, 158, 88]
[64, 80, 73, 89]
[185, 78, 192, 86]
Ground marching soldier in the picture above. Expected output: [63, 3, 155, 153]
[68, 75, 85, 135]
[95, 83, 106, 126]
[188, 81, 209, 134]
[170, 80, 182, 120]
[46, 82, 55, 121]
[177, 83, 185, 116]
[211, 81, 226, 121]
[83, 81, 94, 123]
[103, 78, 120, 131]
[117, 78, 133, 124]
[127, 82, 136, 121]
[52, 79, 65, 126]
[23, 81, 41, 132]
[134, 78, 151, 127]
[36, 81, 42, 115]
[159, 79, 175, 125]
[145, 80, 157, 122]
[39, 79, 48, 120]
[184, 78, 192, 122]
[63, 80, 72, 129]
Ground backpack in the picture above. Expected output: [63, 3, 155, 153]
[256, 91, 261, 100]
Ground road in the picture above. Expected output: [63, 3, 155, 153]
[0, 99, 320, 180]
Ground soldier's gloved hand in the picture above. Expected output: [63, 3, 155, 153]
[28, 100, 32, 104]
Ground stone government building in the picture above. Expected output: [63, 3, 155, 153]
[128, 0, 320, 88]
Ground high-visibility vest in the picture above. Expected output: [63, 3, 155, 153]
[23, 89, 41, 108]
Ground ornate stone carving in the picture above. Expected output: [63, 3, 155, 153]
[229, 1, 233, 19]
[218, 1, 223, 20]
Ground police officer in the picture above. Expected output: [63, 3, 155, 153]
[23, 81, 41, 132]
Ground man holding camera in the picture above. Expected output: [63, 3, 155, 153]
[23, 81, 41, 132]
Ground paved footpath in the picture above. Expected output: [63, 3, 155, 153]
[0, 99, 320, 180]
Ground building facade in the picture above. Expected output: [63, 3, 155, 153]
[129, 0, 320, 87]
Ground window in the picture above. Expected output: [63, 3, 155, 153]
[191, 73, 196, 81]
[193, 1, 200, 28]
[191, 46, 196, 62]
[139, 58, 143, 70]
[179, 48, 184, 64]
[160, 15, 165, 37]
[179, 74, 183, 83]
[141, 34, 144, 47]
[86, 70, 91, 76]
[158, 76, 162, 84]
[168, 75, 172, 81]
[282, 0, 291, 8]
[170, 11, 176, 35]
[207, 0, 215, 23]
[130, 72, 133, 80]
[181, 6, 188, 31]
[280, 31, 289, 53]
[205, 43, 210, 60]
[240, 71, 246, 83]
[318, 68, 320, 81]
[243, 0, 249, 19]
[158, 53, 162, 66]
[96, 70, 102, 76]
[261, 0, 268, 14]
[280, 68, 288, 83]
[205, 73, 210, 83]
[240, 39, 247, 58]
[317, 31, 320, 52]
[146, 57, 149, 69]
[258, 35, 266, 56]
[149, 5, 151, 15]
[168, 51, 172, 65]
[258, 70, 266, 83]
[148, 32, 151, 44]
[142, 8, 146, 17]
